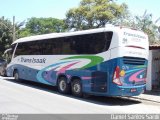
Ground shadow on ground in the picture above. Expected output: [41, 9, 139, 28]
[144, 90, 160, 96]
[4, 78, 142, 106]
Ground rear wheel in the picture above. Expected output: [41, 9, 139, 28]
[71, 79, 82, 97]
[57, 77, 70, 94]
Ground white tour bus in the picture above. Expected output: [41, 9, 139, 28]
[6, 26, 149, 97]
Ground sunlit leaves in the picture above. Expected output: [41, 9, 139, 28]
[65, 0, 128, 30]
[0, 17, 13, 55]
[19, 17, 66, 38]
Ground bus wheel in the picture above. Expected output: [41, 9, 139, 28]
[13, 70, 19, 81]
[71, 79, 82, 97]
[58, 77, 70, 94]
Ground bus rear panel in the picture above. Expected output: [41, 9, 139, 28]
[107, 27, 148, 96]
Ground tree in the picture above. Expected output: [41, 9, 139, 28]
[19, 17, 66, 38]
[133, 11, 159, 44]
[65, 0, 129, 30]
[113, 10, 160, 45]
[0, 17, 13, 56]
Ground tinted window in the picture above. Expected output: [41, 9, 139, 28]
[28, 41, 40, 55]
[14, 43, 26, 56]
[15, 41, 40, 56]
[62, 32, 113, 54]
[39, 38, 63, 55]
[14, 32, 113, 56]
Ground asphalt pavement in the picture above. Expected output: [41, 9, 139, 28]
[0, 77, 160, 114]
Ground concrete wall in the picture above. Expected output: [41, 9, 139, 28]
[146, 50, 152, 91]
[147, 49, 160, 90]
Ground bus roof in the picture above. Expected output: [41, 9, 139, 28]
[12, 28, 106, 44]
[12, 26, 145, 45]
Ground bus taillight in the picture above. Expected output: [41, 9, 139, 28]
[113, 66, 122, 86]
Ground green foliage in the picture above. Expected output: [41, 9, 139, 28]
[110, 9, 160, 45]
[65, 0, 129, 30]
[134, 12, 159, 45]
[120, 11, 160, 45]
[0, 17, 13, 56]
[19, 17, 66, 38]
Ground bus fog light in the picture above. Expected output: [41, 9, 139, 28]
[120, 70, 125, 77]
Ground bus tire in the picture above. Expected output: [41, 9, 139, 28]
[13, 70, 19, 81]
[57, 77, 70, 94]
[71, 79, 82, 97]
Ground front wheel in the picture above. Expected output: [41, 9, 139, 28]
[13, 70, 19, 81]
[71, 79, 82, 97]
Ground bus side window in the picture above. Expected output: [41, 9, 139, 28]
[104, 32, 113, 51]
[30, 41, 41, 55]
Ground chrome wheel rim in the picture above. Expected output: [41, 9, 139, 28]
[73, 83, 81, 93]
[59, 80, 66, 91]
